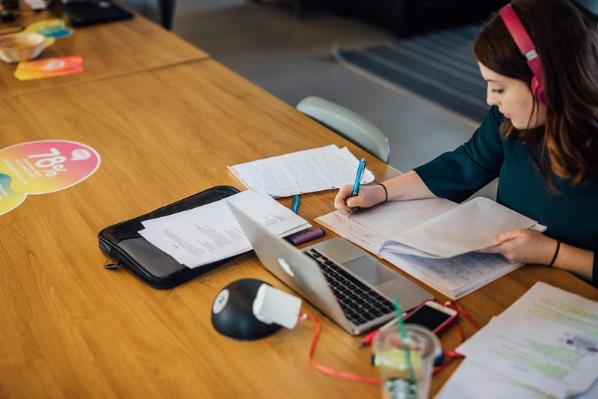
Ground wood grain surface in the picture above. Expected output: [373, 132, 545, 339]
[0, 5, 208, 99]
[0, 60, 596, 399]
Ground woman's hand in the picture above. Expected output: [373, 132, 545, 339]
[334, 184, 386, 213]
[482, 229, 558, 265]
[332, 172, 436, 213]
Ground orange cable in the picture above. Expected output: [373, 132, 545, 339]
[303, 312, 381, 385]
[301, 300, 478, 384]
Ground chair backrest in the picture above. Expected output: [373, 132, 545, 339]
[296, 96, 390, 163]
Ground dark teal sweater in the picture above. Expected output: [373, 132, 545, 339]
[414, 107, 598, 286]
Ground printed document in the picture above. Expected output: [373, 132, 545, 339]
[448, 283, 598, 398]
[436, 359, 561, 399]
[436, 358, 598, 399]
[139, 190, 310, 268]
[228, 144, 374, 197]
[315, 197, 543, 299]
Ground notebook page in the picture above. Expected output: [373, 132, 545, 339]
[392, 197, 538, 258]
[315, 197, 457, 255]
[381, 251, 521, 299]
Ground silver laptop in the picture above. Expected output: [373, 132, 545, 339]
[228, 203, 433, 335]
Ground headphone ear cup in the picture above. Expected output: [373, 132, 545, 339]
[531, 76, 546, 104]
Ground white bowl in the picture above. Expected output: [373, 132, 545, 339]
[0, 32, 47, 63]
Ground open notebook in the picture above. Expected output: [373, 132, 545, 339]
[316, 197, 545, 299]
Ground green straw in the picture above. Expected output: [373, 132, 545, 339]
[392, 297, 418, 398]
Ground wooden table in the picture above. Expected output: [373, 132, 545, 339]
[0, 7, 208, 98]
[1, 59, 596, 399]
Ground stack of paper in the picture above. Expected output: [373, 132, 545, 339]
[139, 190, 310, 268]
[435, 360, 598, 399]
[383, 197, 540, 259]
[437, 283, 598, 399]
[228, 144, 374, 197]
[315, 197, 545, 299]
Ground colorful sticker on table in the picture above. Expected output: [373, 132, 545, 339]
[24, 19, 66, 33]
[0, 173, 27, 216]
[0, 140, 100, 195]
[37, 25, 73, 39]
[24, 18, 72, 39]
[14, 56, 83, 81]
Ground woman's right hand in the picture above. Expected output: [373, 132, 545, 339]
[334, 184, 386, 214]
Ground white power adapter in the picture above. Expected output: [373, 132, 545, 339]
[252, 284, 302, 329]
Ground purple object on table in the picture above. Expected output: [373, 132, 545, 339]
[285, 227, 325, 246]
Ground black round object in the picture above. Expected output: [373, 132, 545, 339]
[211, 278, 281, 340]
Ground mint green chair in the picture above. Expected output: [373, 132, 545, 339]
[296, 96, 390, 163]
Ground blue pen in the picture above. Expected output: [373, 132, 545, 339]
[291, 194, 300, 214]
[352, 158, 367, 197]
[348, 158, 366, 216]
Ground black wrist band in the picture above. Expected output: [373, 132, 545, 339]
[378, 183, 388, 203]
[548, 240, 561, 267]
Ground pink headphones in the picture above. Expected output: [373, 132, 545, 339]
[499, 4, 546, 104]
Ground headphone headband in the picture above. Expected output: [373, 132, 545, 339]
[499, 4, 546, 103]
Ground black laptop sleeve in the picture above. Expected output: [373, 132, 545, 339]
[64, 1, 134, 27]
[98, 185, 242, 289]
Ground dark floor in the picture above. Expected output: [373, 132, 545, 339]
[126, 0, 480, 174]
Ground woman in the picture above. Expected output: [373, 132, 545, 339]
[335, 0, 598, 286]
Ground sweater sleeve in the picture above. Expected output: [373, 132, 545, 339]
[414, 107, 505, 203]
[593, 250, 598, 287]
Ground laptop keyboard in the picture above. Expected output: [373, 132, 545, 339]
[304, 248, 394, 326]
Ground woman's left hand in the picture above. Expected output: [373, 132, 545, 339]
[481, 229, 558, 265]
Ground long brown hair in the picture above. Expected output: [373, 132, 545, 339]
[474, 0, 598, 185]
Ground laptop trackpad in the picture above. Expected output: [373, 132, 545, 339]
[343, 256, 397, 286]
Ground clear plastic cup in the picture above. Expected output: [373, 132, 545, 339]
[372, 324, 440, 399]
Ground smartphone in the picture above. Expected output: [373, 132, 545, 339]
[361, 301, 458, 349]
[402, 300, 458, 335]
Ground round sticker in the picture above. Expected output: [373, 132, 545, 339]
[0, 173, 27, 216]
[0, 140, 100, 215]
[0, 140, 101, 195]
[212, 289, 229, 314]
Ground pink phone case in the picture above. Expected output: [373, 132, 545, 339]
[404, 301, 459, 335]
